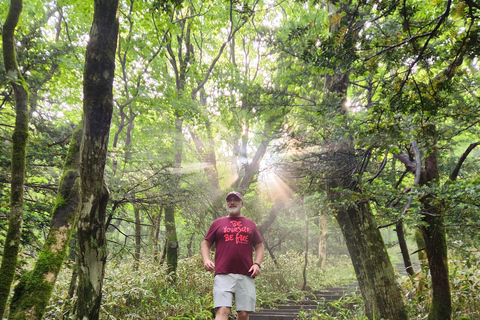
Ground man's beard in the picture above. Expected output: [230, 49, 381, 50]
[226, 206, 241, 215]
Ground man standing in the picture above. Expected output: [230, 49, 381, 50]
[201, 191, 264, 320]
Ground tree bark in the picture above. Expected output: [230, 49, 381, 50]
[327, 173, 408, 320]
[414, 228, 428, 269]
[395, 138, 452, 319]
[318, 215, 327, 269]
[164, 114, 183, 278]
[262, 239, 278, 266]
[321, 1, 407, 317]
[421, 144, 451, 320]
[0, 0, 29, 317]
[8, 125, 82, 320]
[395, 221, 414, 276]
[75, 0, 119, 319]
[153, 207, 163, 262]
[68, 254, 79, 299]
[421, 208, 450, 320]
[302, 215, 309, 291]
[238, 126, 271, 193]
[164, 205, 178, 278]
[134, 203, 141, 264]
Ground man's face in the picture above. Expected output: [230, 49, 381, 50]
[226, 196, 243, 215]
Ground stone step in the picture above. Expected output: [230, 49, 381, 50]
[315, 296, 346, 302]
[316, 287, 357, 293]
[295, 300, 320, 305]
[250, 283, 359, 320]
[306, 293, 344, 299]
[277, 305, 318, 310]
[256, 309, 302, 314]
[249, 313, 299, 320]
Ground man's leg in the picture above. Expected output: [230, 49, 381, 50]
[234, 275, 256, 320]
[213, 275, 235, 320]
[215, 306, 231, 320]
[237, 310, 249, 320]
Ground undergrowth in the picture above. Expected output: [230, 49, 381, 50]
[42, 252, 355, 319]
[398, 253, 480, 320]
[36, 251, 480, 319]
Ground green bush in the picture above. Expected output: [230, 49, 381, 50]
[43, 252, 355, 319]
[41, 250, 480, 319]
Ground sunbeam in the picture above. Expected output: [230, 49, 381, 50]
[259, 167, 294, 203]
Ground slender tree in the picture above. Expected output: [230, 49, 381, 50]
[8, 124, 82, 320]
[75, 0, 119, 318]
[0, 0, 29, 317]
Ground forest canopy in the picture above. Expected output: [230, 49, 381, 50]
[1, 0, 479, 319]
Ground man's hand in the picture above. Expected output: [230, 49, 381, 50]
[201, 240, 215, 271]
[204, 259, 215, 271]
[249, 263, 260, 277]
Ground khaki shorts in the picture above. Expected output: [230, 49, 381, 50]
[213, 273, 256, 312]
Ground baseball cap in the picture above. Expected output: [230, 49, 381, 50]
[226, 191, 242, 201]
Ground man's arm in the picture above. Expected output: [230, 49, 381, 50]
[201, 239, 215, 271]
[254, 242, 265, 266]
[249, 242, 265, 277]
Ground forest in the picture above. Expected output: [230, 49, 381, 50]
[1, 0, 479, 319]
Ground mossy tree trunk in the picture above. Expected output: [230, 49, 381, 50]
[421, 208, 450, 320]
[327, 174, 408, 320]
[322, 2, 407, 317]
[75, 0, 119, 319]
[8, 125, 82, 320]
[164, 115, 182, 279]
[420, 144, 451, 320]
[0, 0, 29, 317]
[396, 132, 452, 320]
[163, 15, 190, 274]
[164, 204, 178, 277]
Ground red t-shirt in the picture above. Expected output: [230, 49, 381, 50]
[205, 216, 263, 276]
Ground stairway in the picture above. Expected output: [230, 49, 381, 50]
[248, 262, 413, 320]
[249, 283, 359, 320]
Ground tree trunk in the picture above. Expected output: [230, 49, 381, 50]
[164, 205, 178, 278]
[0, 0, 30, 317]
[395, 142, 452, 318]
[421, 212, 450, 320]
[153, 208, 163, 262]
[396, 221, 414, 276]
[302, 215, 308, 291]
[160, 238, 168, 265]
[318, 215, 327, 269]
[263, 239, 278, 266]
[67, 235, 78, 300]
[322, 2, 407, 316]
[75, 0, 119, 318]
[8, 125, 82, 320]
[258, 201, 286, 235]
[420, 145, 451, 320]
[68, 254, 79, 299]
[164, 114, 183, 277]
[414, 228, 428, 269]
[134, 201, 141, 269]
[238, 126, 271, 193]
[327, 176, 408, 320]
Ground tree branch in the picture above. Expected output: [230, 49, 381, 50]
[449, 142, 480, 181]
